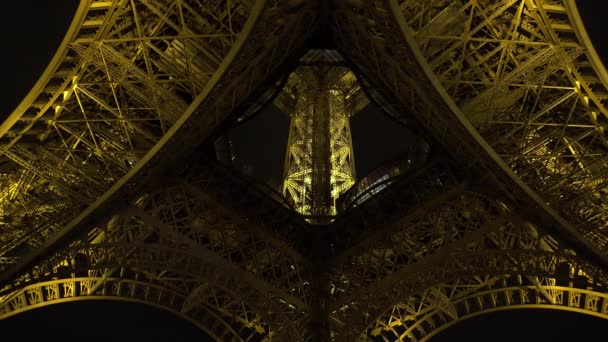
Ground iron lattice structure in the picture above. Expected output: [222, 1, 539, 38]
[281, 62, 357, 218]
[0, 0, 607, 341]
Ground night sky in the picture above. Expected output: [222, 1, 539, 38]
[1, 1, 608, 340]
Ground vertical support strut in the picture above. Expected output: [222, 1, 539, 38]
[282, 66, 357, 221]
[311, 73, 333, 220]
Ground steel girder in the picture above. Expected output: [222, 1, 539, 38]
[0, 0, 256, 269]
[326, 160, 464, 256]
[2, 0, 608, 341]
[0, 160, 314, 339]
[393, 0, 608, 256]
[331, 0, 608, 272]
[327, 186, 608, 339]
[0, 277, 246, 341]
[282, 67, 357, 218]
[324, 1, 608, 338]
[353, 217, 608, 341]
[0, 0, 317, 289]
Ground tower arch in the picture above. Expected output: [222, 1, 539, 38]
[0, 277, 244, 341]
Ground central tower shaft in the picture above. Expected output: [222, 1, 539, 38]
[282, 66, 357, 220]
[311, 75, 332, 217]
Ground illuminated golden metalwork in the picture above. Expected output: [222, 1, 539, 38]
[282, 66, 357, 218]
[2, 1, 608, 341]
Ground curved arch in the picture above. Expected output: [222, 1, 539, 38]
[0, 277, 256, 341]
[422, 288, 608, 341]
[0, 0, 265, 279]
[372, 280, 608, 341]
[1, 0, 318, 294]
[334, 0, 608, 270]
[354, 215, 608, 340]
[3, 240, 305, 337]
[334, 211, 608, 340]
[400, 0, 608, 263]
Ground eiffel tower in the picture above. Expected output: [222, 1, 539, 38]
[1, 0, 608, 340]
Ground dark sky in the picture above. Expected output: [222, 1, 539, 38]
[0, 301, 208, 340]
[0, 1, 81, 116]
[433, 309, 606, 341]
[228, 104, 290, 185]
[1, 1, 607, 340]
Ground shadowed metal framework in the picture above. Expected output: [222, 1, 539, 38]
[1, 0, 608, 341]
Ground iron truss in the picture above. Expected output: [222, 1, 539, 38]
[1, 0, 608, 341]
[282, 65, 357, 218]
